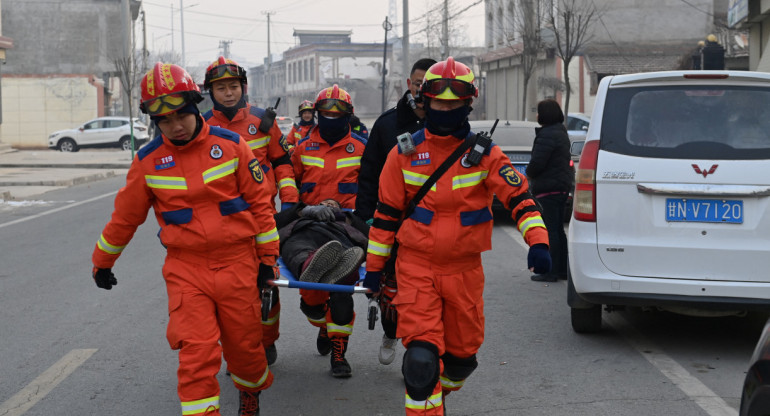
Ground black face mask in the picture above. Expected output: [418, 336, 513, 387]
[425, 104, 471, 138]
[317, 114, 351, 145]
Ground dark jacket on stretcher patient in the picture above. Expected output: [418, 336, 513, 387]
[275, 203, 370, 279]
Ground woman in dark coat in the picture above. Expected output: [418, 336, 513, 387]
[526, 99, 573, 282]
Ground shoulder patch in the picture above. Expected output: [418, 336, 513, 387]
[202, 109, 213, 121]
[499, 165, 523, 187]
[137, 135, 164, 161]
[248, 159, 264, 183]
[209, 126, 240, 144]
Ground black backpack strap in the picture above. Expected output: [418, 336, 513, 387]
[404, 135, 475, 218]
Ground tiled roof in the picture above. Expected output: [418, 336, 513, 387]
[583, 42, 695, 74]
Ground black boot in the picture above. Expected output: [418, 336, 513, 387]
[238, 390, 260, 416]
[330, 336, 351, 378]
[316, 326, 332, 356]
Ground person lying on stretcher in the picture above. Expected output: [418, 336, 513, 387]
[276, 199, 369, 285]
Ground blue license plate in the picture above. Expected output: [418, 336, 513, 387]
[514, 164, 527, 175]
[665, 198, 743, 223]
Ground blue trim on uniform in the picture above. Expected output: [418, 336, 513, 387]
[262, 164, 271, 174]
[300, 182, 316, 194]
[338, 182, 358, 194]
[297, 136, 312, 146]
[209, 126, 240, 143]
[249, 106, 265, 118]
[460, 207, 493, 226]
[219, 196, 250, 216]
[137, 135, 164, 160]
[409, 206, 434, 225]
[161, 208, 193, 225]
[350, 133, 368, 145]
[202, 109, 214, 121]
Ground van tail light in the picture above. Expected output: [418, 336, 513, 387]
[573, 140, 600, 222]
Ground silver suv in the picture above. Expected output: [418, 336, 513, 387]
[568, 71, 770, 333]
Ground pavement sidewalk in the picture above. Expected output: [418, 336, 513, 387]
[0, 149, 133, 200]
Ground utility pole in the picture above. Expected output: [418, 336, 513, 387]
[381, 16, 392, 113]
[170, 2, 174, 55]
[121, 0, 131, 116]
[219, 40, 232, 58]
[402, 0, 409, 84]
[141, 8, 148, 73]
[180, 0, 186, 66]
[441, 0, 449, 59]
[262, 11, 274, 100]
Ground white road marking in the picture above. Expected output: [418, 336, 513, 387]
[605, 313, 738, 416]
[0, 191, 117, 229]
[0, 348, 98, 416]
[499, 224, 738, 416]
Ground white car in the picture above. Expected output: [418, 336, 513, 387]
[48, 116, 150, 152]
[568, 71, 770, 333]
[567, 112, 590, 141]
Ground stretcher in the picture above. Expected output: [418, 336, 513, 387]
[265, 257, 378, 329]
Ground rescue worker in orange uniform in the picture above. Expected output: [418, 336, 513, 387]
[363, 57, 552, 415]
[202, 56, 298, 366]
[290, 84, 367, 378]
[286, 100, 315, 147]
[91, 62, 278, 416]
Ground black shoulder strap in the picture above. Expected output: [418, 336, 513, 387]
[404, 135, 475, 218]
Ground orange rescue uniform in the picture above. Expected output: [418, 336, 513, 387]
[366, 128, 549, 415]
[290, 125, 367, 338]
[92, 121, 279, 414]
[286, 122, 314, 148]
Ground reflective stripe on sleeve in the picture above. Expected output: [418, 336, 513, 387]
[404, 391, 443, 410]
[518, 215, 546, 237]
[327, 322, 353, 337]
[231, 367, 270, 389]
[451, 170, 488, 190]
[97, 233, 126, 255]
[278, 177, 297, 189]
[262, 311, 280, 325]
[202, 158, 238, 184]
[402, 169, 436, 191]
[256, 227, 279, 244]
[336, 156, 361, 169]
[301, 155, 324, 168]
[367, 240, 392, 257]
[181, 396, 219, 415]
[247, 135, 270, 150]
[145, 175, 187, 190]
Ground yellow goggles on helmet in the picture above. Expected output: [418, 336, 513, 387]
[141, 93, 188, 116]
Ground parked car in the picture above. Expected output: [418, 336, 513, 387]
[741, 318, 770, 416]
[568, 71, 770, 333]
[567, 112, 591, 141]
[469, 119, 574, 221]
[48, 116, 149, 152]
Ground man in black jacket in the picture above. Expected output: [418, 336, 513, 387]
[355, 57, 436, 366]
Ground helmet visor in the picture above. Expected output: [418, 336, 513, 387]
[141, 93, 188, 116]
[207, 64, 246, 82]
[422, 78, 476, 99]
[315, 98, 353, 114]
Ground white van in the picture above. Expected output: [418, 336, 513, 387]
[568, 71, 770, 333]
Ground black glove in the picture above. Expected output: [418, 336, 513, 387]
[257, 263, 276, 289]
[527, 244, 552, 275]
[93, 267, 117, 290]
[258, 107, 277, 133]
[301, 205, 336, 222]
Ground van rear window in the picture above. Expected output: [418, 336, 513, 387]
[601, 85, 770, 159]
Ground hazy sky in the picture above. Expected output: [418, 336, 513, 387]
[140, 0, 486, 68]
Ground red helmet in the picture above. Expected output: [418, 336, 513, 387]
[314, 84, 354, 115]
[421, 56, 477, 100]
[298, 100, 314, 116]
[204, 56, 247, 89]
[140, 62, 203, 116]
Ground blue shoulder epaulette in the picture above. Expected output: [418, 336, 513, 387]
[137, 135, 164, 160]
[209, 126, 240, 144]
